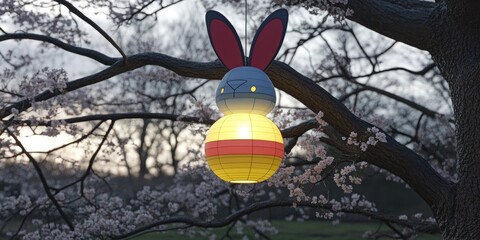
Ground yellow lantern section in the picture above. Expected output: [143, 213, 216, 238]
[205, 113, 284, 183]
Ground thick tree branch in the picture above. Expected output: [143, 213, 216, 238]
[5, 112, 214, 126]
[344, 0, 435, 50]
[268, 62, 453, 208]
[281, 119, 319, 138]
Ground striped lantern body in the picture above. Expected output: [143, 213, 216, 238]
[205, 113, 283, 183]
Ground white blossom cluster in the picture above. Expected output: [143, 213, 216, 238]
[7, 67, 86, 137]
[334, 164, 358, 193]
[18, 68, 67, 99]
[1, 159, 221, 239]
[1, 0, 86, 43]
[315, 111, 328, 130]
[342, 127, 387, 152]
[312, 193, 376, 221]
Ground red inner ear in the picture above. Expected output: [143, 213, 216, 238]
[210, 19, 245, 69]
[249, 19, 283, 70]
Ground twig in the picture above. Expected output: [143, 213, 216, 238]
[385, 221, 407, 239]
[0, 33, 117, 65]
[52, 0, 127, 62]
[79, 120, 115, 195]
[6, 128, 74, 230]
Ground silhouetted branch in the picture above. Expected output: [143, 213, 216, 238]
[0, 33, 117, 65]
[6, 128, 74, 230]
[6, 112, 214, 126]
[52, 0, 127, 61]
[111, 199, 439, 239]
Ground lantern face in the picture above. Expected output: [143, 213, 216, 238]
[215, 67, 276, 115]
[205, 113, 284, 183]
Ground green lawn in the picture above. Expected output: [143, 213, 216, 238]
[134, 221, 441, 240]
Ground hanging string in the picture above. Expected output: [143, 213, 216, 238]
[244, 0, 248, 64]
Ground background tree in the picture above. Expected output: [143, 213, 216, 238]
[0, 0, 474, 239]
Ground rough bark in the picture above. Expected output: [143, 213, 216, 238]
[137, 119, 150, 181]
[345, 0, 435, 50]
[426, 2, 480, 238]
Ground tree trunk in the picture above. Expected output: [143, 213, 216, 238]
[439, 66, 480, 239]
[429, 4, 480, 237]
[138, 119, 150, 182]
[436, 67, 480, 239]
[435, 67, 480, 238]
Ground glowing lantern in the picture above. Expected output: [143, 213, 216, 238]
[205, 113, 284, 183]
[204, 9, 288, 183]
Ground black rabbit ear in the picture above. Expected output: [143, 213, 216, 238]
[206, 10, 245, 70]
[248, 9, 288, 71]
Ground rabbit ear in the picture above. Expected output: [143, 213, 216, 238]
[248, 9, 288, 71]
[206, 10, 245, 70]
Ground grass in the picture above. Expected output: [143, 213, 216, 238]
[133, 221, 442, 240]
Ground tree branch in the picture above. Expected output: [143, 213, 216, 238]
[6, 128, 74, 230]
[344, 0, 435, 50]
[5, 112, 214, 126]
[281, 119, 319, 138]
[268, 61, 453, 208]
[0, 33, 117, 65]
[0, 53, 224, 119]
[338, 84, 447, 120]
[52, 0, 127, 61]
[111, 199, 439, 239]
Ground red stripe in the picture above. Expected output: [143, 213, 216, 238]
[205, 139, 283, 158]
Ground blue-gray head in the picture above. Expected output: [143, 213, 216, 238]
[215, 66, 276, 115]
[206, 9, 288, 115]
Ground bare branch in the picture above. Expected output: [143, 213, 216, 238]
[338, 83, 447, 120]
[6, 128, 74, 230]
[52, 0, 127, 61]
[322, 63, 437, 82]
[281, 119, 319, 138]
[0, 33, 117, 65]
[5, 112, 214, 126]
[80, 120, 115, 195]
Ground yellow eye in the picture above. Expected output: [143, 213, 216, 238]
[250, 86, 256, 92]
[221, 87, 224, 94]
